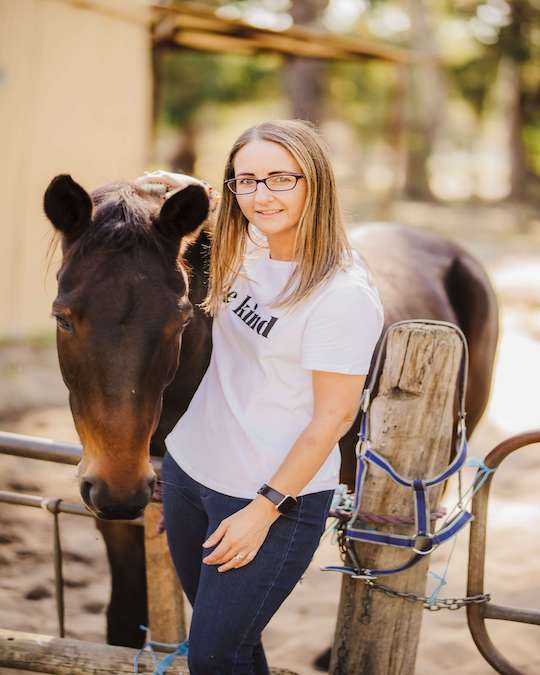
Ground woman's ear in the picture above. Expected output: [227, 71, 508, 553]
[156, 184, 210, 244]
[43, 174, 92, 242]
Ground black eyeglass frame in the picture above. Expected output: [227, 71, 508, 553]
[223, 173, 305, 195]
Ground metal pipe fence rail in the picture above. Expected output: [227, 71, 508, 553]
[466, 429, 540, 675]
[0, 431, 149, 639]
[0, 429, 163, 471]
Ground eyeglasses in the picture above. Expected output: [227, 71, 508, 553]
[224, 173, 305, 195]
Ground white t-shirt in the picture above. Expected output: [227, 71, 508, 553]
[165, 242, 384, 499]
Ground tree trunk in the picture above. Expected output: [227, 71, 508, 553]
[170, 121, 198, 174]
[282, 0, 329, 124]
[402, 0, 446, 200]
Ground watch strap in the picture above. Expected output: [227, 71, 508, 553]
[257, 483, 297, 512]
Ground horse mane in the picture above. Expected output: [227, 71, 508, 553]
[76, 182, 168, 259]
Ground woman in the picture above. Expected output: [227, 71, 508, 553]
[156, 119, 384, 674]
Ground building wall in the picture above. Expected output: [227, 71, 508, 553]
[0, 0, 153, 339]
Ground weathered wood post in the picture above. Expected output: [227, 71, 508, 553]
[330, 322, 464, 675]
[144, 503, 187, 643]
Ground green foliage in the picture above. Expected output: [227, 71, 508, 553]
[159, 50, 280, 128]
[327, 60, 395, 136]
[448, 54, 498, 116]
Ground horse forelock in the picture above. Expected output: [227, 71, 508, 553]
[90, 182, 164, 251]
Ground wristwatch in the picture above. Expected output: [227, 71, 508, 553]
[257, 484, 298, 514]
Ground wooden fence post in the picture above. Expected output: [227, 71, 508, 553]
[144, 502, 187, 643]
[330, 323, 464, 675]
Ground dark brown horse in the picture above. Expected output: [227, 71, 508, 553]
[43, 175, 498, 655]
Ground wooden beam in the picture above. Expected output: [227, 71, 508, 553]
[173, 30, 258, 55]
[151, 1, 414, 64]
[0, 629, 188, 674]
[0, 629, 299, 674]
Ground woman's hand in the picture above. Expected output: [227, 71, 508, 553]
[202, 496, 280, 572]
[135, 169, 206, 192]
[134, 170, 220, 218]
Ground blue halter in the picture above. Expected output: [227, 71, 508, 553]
[322, 319, 472, 579]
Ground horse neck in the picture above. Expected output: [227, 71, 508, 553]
[150, 227, 212, 454]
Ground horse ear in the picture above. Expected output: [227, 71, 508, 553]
[156, 184, 209, 244]
[44, 174, 92, 240]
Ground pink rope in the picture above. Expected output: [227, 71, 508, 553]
[330, 507, 446, 526]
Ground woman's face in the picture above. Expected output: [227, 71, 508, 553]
[232, 140, 308, 258]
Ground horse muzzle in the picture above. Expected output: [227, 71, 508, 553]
[80, 475, 156, 520]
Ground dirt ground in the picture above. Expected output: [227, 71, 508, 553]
[1, 209, 540, 674]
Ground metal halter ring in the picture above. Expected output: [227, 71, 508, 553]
[412, 536, 437, 556]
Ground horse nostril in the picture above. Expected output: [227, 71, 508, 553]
[80, 478, 95, 508]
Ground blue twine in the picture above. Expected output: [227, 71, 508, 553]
[426, 534, 457, 606]
[466, 457, 496, 496]
[133, 625, 189, 674]
[425, 460, 495, 607]
[426, 571, 448, 605]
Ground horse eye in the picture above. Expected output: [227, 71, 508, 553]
[52, 314, 73, 333]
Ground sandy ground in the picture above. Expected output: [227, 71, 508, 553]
[1, 222, 540, 674]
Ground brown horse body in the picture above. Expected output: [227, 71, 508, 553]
[44, 178, 498, 649]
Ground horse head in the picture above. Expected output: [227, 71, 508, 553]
[44, 174, 210, 520]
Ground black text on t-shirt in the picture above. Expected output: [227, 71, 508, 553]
[230, 293, 278, 338]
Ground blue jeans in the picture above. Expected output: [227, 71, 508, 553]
[161, 450, 334, 675]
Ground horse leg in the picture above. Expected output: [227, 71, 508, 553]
[95, 519, 148, 648]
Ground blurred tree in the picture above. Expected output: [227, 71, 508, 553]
[450, 0, 540, 199]
[327, 0, 444, 201]
[401, 0, 447, 200]
[154, 47, 278, 172]
[282, 0, 329, 124]
[155, 1, 280, 172]
[493, 0, 540, 198]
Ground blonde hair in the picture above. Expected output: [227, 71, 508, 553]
[200, 119, 352, 315]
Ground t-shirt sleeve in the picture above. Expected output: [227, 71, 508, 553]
[301, 285, 384, 374]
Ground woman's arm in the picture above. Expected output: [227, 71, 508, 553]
[202, 370, 367, 572]
[261, 370, 366, 497]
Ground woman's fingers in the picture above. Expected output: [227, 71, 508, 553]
[202, 520, 228, 549]
[133, 171, 220, 220]
[202, 539, 234, 565]
[217, 549, 256, 573]
[134, 171, 208, 194]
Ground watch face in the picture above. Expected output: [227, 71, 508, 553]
[278, 496, 297, 514]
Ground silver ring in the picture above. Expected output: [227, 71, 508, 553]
[235, 552, 247, 560]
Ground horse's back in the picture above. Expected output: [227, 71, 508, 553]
[351, 223, 456, 326]
[346, 220, 499, 433]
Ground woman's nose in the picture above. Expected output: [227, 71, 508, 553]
[254, 182, 276, 203]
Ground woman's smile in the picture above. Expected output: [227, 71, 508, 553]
[256, 209, 284, 216]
